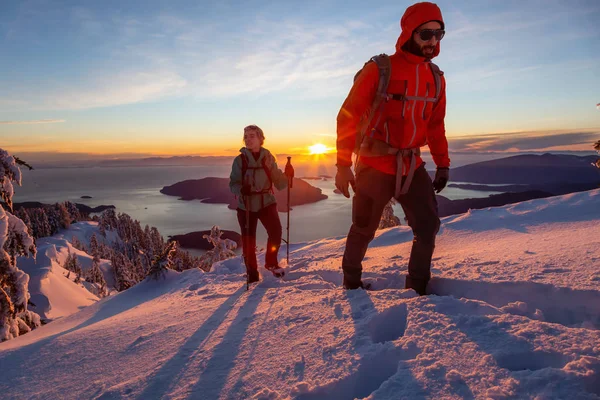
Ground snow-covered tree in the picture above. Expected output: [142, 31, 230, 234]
[64, 201, 82, 222]
[98, 222, 106, 238]
[99, 208, 118, 232]
[56, 203, 71, 229]
[197, 225, 237, 272]
[89, 233, 99, 258]
[147, 241, 176, 280]
[112, 253, 134, 291]
[71, 235, 85, 252]
[46, 206, 62, 235]
[0, 149, 40, 342]
[379, 198, 401, 229]
[31, 208, 51, 238]
[63, 251, 83, 278]
[594, 140, 600, 169]
[87, 255, 107, 297]
[15, 207, 31, 232]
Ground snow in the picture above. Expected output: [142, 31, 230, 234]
[0, 189, 599, 399]
[17, 221, 120, 321]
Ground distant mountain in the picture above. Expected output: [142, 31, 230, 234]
[97, 156, 234, 167]
[437, 190, 555, 218]
[445, 153, 598, 184]
[12, 201, 115, 214]
[448, 182, 599, 196]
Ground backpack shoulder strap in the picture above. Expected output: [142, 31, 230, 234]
[371, 54, 392, 101]
[429, 62, 444, 101]
[353, 54, 391, 154]
[240, 153, 249, 181]
[261, 156, 273, 189]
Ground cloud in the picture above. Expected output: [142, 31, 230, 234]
[1, 11, 376, 110]
[164, 18, 387, 100]
[0, 70, 187, 111]
[0, 119, 65, 125]
[49, 70, 187, 110]
[449, 130, 600, 153]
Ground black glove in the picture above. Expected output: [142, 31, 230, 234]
[432, 167, 449, 193]
[241, 184, 252, 196]
[335, 165, 356, 198]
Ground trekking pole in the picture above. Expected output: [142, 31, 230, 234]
[244, 194, 250, 291]
[284, 157, 294, 266]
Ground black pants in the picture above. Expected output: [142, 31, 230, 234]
[342, 164, 440, 294]
[237, 203, 283, 274]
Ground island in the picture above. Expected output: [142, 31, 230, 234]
[168, 230, 242, 250]
[160, 177, 328, 212]
[80, 196, 93, 199]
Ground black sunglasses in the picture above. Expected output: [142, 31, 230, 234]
[416, 29, 445, 41]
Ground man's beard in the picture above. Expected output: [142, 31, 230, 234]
[402, 38, 435, 59]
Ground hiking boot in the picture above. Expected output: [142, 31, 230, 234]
[343, 277, 371, 290]
[405, 276, 427, 296]
[265, 265, 285, 278]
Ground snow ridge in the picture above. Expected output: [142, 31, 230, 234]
[0, 189, 599, 399]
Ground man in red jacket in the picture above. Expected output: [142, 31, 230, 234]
[335, 2, 450, 295]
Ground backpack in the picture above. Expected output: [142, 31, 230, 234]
[353, 54, 443, 155]
[240, 152, 273, 195]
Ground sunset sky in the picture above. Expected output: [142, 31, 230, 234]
[1, 0, 599, 159]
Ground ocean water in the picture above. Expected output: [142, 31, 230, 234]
[15, 165, 502, 249]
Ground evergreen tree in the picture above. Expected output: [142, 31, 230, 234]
[99, 208, 118, 232]
[28, 209, 42, 238]
[0, 149, 41, 342]
[379, 198, 401, 229]
[63, 251, 74, 272]
[64, 201, 82, 222]
[46, 206, 61, 235]
[71, 236, 85, 252]
[89, 233, 99, 258]
[147, 241, 176, 280]
[87, 255, 107, 297]
[98, 222, 106, 238]
[37, 209, 51, 238]
[594, 140, 600, 169]
[112, 253, 134, 291]
[15, 208, 32, 233]
[56, 203, 71, 229]
[62, 251, 82, 278]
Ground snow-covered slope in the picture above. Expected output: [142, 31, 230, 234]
[17, 222, 118, 321]
[1, 190, 599, 399]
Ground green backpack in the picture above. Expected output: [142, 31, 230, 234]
[240, 153, 273, 195]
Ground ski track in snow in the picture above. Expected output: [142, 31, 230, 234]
[1, 190, 599, 399]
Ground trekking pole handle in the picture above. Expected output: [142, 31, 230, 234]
[285, 156, 294, 189]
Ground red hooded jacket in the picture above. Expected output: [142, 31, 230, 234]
[336, 2, 450, 176]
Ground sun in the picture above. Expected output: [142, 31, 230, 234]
[308, 143, 329, 155]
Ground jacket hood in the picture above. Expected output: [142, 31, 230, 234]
[395, 2, 444, 59]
